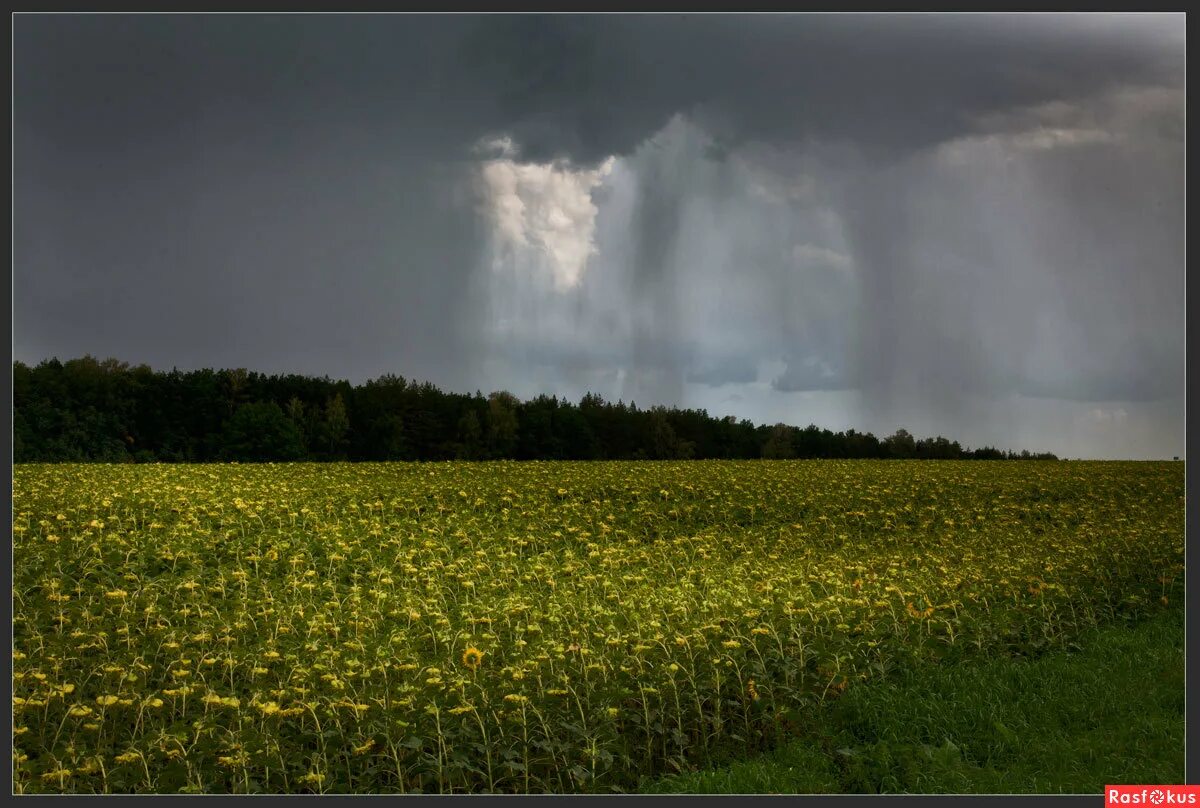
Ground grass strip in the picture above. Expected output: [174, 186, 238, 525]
[644, 606, 1184, 794]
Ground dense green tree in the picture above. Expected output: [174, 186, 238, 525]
[761, 424, 796, 459]
[221, 368, 250, 417]
[884, 428, 918, 459]
[222, 402, 304, 462]
[11, 357, 1060, 463]
[375, 414, 410, 460]
[486, 391, 520, 458]
[557, 404, 599, 459]
[456, 410, 485, 460]
[648, 407, 693, 459]
[323, 393, 351, 459]
[285, 397, 308, 453]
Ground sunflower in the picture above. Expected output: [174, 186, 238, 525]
[461, 646, 484, 671]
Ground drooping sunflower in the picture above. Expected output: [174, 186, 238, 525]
[462, 646, 484, 671]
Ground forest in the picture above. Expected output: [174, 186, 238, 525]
[12, 356, 1059, 463]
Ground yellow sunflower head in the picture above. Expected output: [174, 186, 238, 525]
[462, 647, 484, 671]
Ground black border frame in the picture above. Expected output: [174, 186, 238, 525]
[6, 6, 1192, 806]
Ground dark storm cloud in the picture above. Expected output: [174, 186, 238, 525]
[687, 15, 1181, 156]
[15, 15, 493, 388]
[17, 13, 1165, 166]
[14, 13, 1182, 179]
[13, 13, 1184, 457]
[460, 13, 1183, 163]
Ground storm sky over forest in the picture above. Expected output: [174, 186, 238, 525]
[13, 13, 1185, 458]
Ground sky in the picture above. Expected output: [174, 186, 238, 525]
[13, 13, 1185, 459]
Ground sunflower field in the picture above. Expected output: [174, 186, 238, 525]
[11, 460, 1184, 793]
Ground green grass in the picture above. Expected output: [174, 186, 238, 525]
[644, 606, 1184, 794]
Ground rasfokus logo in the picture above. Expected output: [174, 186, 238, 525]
[1107, 786, 1199, 805]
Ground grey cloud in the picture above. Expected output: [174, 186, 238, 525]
[772, 356, 852, 393]
[1018, 370, 1181, 404]
[686, 357, 760, 388]
[826, 76, 1181, 431]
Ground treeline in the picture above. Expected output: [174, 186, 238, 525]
[12, 356, 1059, 463]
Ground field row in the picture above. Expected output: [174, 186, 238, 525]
[12, 461, 1184, 792]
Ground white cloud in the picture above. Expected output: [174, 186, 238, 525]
[477, 146, 615, 290]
